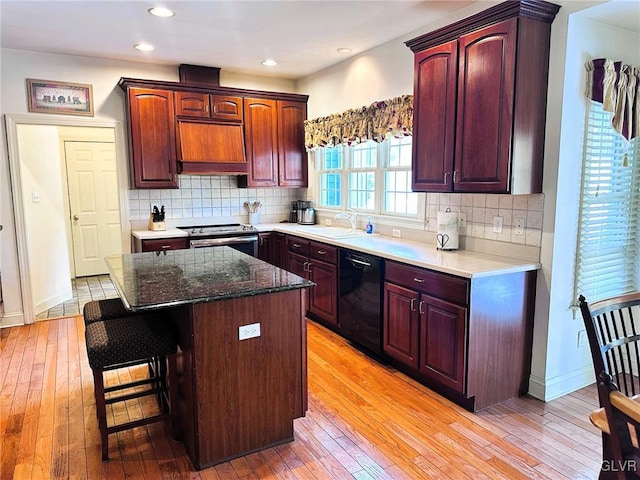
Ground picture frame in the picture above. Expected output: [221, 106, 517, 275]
[26, 78, 94, 116]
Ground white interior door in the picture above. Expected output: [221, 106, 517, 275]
[65, 141, 122, 276]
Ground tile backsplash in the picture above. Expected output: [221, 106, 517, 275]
[427, 193, 544, 248]
[128, 175, 304, 222]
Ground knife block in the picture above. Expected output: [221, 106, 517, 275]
[148, 214, 166, 231]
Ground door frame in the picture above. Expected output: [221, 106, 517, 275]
[5, 113, 130, 324]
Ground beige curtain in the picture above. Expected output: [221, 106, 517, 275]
[304, 95, 413, 151]
[585, 58, 640, 141]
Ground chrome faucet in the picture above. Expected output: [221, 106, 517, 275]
[335, 209, 358, 230]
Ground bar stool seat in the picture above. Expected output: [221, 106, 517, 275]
[85, 313, 179, 461]
[83, 298, 133, 325]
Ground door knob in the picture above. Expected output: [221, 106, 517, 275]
[73, 215, 79, 221]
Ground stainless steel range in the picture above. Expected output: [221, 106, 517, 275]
[177, 224, 259, 256]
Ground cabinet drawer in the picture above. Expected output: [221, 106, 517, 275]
[286, 236, 310, 257]
[141, 237, 188, 252]
[309, 241, 338, 264]
[386, 261, 468, 305]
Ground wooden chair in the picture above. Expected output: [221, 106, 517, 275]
[579, 293, 640, 479]
[84, 313, 179, 461]
[591, 372, 640, 479]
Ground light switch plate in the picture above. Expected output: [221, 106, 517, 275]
[492, 216, 503, 233]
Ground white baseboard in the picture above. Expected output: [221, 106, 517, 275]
[1, 311, 25, 328]
[528, 365, 596, 401]
[34, 290, 72, 316]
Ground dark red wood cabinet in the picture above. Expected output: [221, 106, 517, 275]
[132, 236, 189, 253]
[383, 259, 537, 411]
[125, 88, 178, 189]
[242, 99, 308, 188]
[407, 0, 560, 194]
[285, 236, 338, 327]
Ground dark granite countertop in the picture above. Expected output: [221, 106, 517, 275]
[105, 246, 314, 311]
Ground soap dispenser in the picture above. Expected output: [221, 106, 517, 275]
[365, 218, 373, 234]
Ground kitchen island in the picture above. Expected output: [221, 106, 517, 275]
[105, 246, 314, 470]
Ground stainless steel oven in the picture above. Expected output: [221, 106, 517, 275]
[177, 224, 259, 257]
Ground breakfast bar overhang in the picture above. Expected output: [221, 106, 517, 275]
[105, 246, 314, 470]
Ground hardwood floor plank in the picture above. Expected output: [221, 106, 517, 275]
[1, 316, 604, 480]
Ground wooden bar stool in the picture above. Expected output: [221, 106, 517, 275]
[84, 313, 179, 461]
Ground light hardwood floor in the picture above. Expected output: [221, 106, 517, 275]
[1, 315, 601, 479]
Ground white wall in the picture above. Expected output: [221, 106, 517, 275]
[0, 49, 295, 325]
[16, 125, 72, 313]
[528, 14, 640, 400]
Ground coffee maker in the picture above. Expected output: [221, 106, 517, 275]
[297, 200, 315, 225]
[289, 201, 299, 223]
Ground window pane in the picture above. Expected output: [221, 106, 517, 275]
[320, 173, 341, 207]
[323, 147, 342, 170]
[384, 171, 418, 215]
[388, 136, 412, 167]
[349, 172, 375, 210]
[352, 141, 377, 169]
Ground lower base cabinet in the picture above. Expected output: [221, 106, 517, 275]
[383, 260, 535, 411]
[132, 236, 189, 252]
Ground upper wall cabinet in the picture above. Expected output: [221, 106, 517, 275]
[240, 98, 308, 188]
[406, 0, 560, 194]
[125, 87, 178, 189]
[120, 77, 309, 189]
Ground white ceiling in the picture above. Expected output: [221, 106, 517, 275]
[1, 1, 638, 80]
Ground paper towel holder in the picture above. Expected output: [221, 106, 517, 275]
[436, 207, 459, 251]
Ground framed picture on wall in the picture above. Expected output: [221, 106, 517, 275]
[26, 78, 94, 116]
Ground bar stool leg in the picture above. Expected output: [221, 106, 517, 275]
[92, 367, 110, 461]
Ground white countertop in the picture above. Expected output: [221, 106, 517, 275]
[131, 223, 540, 279]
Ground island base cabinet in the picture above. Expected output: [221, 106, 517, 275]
[171, 289, 308, 470]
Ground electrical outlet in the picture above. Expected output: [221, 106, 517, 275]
[577, 330, 587, 348]
[325, 219, 332, 226]
[493, 216, 503, 233]
[514, 216, 526, 235]
[32, 191, 40, 203]
[458, 212, 467, 229]
[392, 229, 401, 238]
[239, 323, 261, 340]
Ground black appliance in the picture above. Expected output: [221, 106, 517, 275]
[339, 249, 384, 356]
[177, 224, 259, 256]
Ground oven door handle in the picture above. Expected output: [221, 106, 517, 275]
[190, 235, 258, 248]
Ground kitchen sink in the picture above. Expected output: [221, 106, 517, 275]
[304, 227, 376, 239]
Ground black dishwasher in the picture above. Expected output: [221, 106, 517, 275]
[339, 249, 384, 357]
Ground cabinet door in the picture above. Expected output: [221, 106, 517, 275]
[383, 282, 419, 369]
[210, 95, 243, 122]
[277, 100, 308, 187]
[288, 252, 308, 279]
[175, 91, 209, 117]
[455, 19, 516, 192]
[271, 233, 286, 269]
[244, 98, 278, 187]
[127, 88, 177, 188]
[308, 260, 338, 326]
[411, 40, 458, 192]
[419, 295, 467, 392]
[257, 233, 272, 263]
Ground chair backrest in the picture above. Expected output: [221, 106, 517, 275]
[596, 371, 640, 479]
[579, 293, 640, 398]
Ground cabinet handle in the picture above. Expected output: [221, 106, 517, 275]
[316, 250, 326, 255]
[161, 245, 171, 249]
[419, 300, 425, 315]
[307, 262, 312, 273]
[413, 277, 424, 283]
[453, 170, 458, 183]
[293, 243, 301, 248]
[444, 172, 450, 184]
[410, 298, 416, 312]
[303, 261, 308, 272]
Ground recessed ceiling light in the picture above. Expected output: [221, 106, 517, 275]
[337, 48, 352, 54]
[148, 7, 175, 17]
[261, 59, 278, 67]
[134, 43, 155, 52]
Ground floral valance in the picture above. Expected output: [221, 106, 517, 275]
[304, 95, 413, 151]
[585, 58, 639, 141]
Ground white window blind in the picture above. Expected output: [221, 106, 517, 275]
[575, 100, 640, 304]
